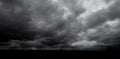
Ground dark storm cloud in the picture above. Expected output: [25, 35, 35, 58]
[0, 0, 21, 5]
[84, 10, 109, 28]
[107, 0, 120, 19]
[3, 0, 85, 49]
[89, 0, 120, 38]
[28, 0, 85, 34]
[62, 0, 86, 16]
[27, 0, 79, 48]
[1, 0, 120, 50]
[71, 0, 120, 50]
[84, 0, 120, 29]
[0, 0, 34, 42]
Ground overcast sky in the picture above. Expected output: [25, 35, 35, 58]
[0, 0, 120, 50]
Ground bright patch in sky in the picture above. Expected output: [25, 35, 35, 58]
[105, 19, 120, 28]
[80, 0, 109, 18]
[71, 40, 98, 47]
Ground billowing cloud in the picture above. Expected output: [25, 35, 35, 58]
[71, 0, 120, 49]
[1, 0, 120, 50]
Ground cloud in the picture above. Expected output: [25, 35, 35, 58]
[2, 0, 86, 49]
[107, 0, 120, 19]
[0, 0, 34, 41]
[23, 0, 120, 50]
[70, 0, 120, 49]
[104, 0, 113, 3]
[71, 40, 98, 47]
[83, 10, 108, 28]
[1, 0, 120, 50]
[79, 0, 120, 29]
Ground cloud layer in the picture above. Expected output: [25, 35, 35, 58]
[0, 0, 120, 50]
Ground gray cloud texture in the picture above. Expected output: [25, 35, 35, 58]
[0, 0, 120, 50]
[72, 0, 120, 49]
